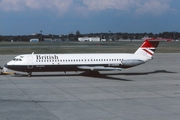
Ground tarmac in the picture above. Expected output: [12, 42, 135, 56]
[0, 53, 180, 120]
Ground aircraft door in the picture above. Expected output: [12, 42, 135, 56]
[27, 55, 33, 69]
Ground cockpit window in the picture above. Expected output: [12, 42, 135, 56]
[13, 58, 22, 61]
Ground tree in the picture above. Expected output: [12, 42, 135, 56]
[76, 30, 81, 36]
[0, 36, 2, 42]
[74, 30, 82, 41]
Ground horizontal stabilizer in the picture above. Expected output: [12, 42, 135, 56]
[145, 38, 172, 42]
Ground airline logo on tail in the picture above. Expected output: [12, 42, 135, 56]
[141, 39, 159, 56]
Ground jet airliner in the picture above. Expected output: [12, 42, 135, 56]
[4, 38, 171, 76]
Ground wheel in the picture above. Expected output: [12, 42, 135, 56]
[27, 72, 32, 77]
[14, 73, 18, 76]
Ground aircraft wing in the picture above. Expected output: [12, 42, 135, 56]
[77, 66, 124, 71]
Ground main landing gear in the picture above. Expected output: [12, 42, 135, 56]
[28, 72, 32, 77]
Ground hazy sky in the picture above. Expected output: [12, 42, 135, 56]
[0, 0, 180, 35]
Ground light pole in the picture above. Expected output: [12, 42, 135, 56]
[40, 30, 42, 42]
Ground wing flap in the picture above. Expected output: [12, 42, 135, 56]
[77, 66, 123, 71]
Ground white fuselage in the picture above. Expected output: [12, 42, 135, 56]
[5, 53, 150, 73]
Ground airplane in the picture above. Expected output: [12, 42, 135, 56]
[4, 38, 171, 77]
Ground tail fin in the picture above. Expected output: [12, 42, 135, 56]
[134, 38, 171, 58]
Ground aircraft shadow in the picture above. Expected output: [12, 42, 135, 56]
[80, 70, 176, 81]
[102, 70, 177, 76]
[13, 70, 176, 81]
[79, 72, 132, 81]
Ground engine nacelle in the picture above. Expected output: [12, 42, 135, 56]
[122, 59, 145, 66]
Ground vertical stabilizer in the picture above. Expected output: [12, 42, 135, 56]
[134, 38, 171, 59]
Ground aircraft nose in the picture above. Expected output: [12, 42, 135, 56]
[4, 63, 8, 68]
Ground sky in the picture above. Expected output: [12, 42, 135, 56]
[0, 0, 180, 35]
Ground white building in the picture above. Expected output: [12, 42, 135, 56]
[30, 38, 39, 42]
[78, 37, 100, 42]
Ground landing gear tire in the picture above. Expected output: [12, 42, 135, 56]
[14, 73, 18, 76]
[28, 72, 32, 77]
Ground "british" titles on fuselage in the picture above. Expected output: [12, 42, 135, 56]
[36, 55, 59, 60]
